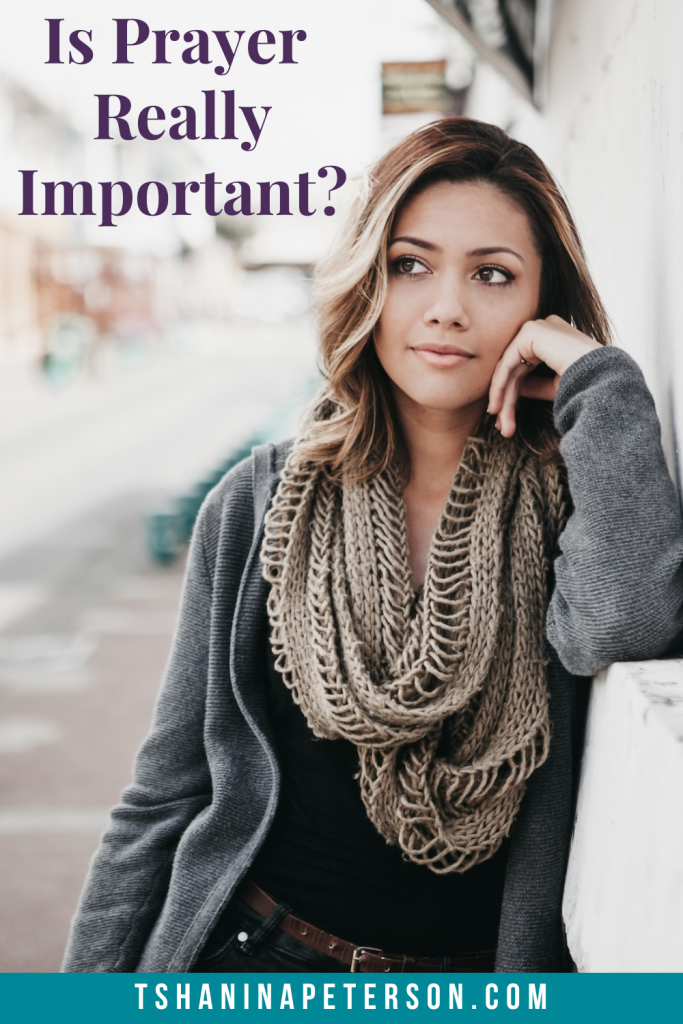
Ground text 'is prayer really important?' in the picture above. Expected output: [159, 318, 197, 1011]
[19, 18, 348, 226]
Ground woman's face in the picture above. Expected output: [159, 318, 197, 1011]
[374, 180, 543, 423]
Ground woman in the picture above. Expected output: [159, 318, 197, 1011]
[63, 118, 683, 974]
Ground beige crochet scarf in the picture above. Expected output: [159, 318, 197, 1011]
[260, 422, 567, 873]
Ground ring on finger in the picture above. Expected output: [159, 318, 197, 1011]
[520, 357, 530, 366]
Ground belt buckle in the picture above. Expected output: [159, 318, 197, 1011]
[351, 947, 383, 973]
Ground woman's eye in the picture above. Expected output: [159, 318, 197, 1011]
[476, 265, 513, 285]
[392, 256, 427, 276]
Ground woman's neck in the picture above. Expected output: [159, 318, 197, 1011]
[397, 395, 487, 591]
[400, 395, 486, 491]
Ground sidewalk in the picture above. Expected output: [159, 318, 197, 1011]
[0, 498, 186, 972]
[0, 316, 316, 971]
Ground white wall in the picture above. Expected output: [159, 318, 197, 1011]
[539, 0, 683, 972]
[541, 0, 683, 483]
[563, 660, 683, 972]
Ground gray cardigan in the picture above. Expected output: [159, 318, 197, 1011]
[62, 347, 683, 973]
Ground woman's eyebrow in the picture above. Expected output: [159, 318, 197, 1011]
[468, 246, 525, 262]
[388, 239, 525, 262]
[389, 235, 439, 251]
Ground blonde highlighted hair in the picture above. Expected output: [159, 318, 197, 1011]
[301, 117, 611, 481]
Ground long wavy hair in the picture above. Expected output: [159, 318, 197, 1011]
[301, 117, 611, 481]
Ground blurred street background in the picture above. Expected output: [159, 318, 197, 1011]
[0, 0, 483, 971]
[1, 0, 682, 972]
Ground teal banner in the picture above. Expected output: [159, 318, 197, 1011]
[1, 973, 682, 1023]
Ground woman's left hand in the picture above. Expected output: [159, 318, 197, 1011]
[487, 314, 602, 437]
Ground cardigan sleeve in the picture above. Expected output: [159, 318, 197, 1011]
[546, 345, 683, 676]
[61, 460, 252, 973]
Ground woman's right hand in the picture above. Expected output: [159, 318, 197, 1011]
[487, 314, 601, 437]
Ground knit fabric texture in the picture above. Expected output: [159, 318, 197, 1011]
[261, 420, 567, 872]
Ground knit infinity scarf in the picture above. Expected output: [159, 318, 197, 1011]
[260, 422, 567, 873]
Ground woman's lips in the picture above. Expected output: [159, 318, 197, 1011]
[410, 345, 474, 368]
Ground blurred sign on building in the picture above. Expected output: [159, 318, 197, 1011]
[381, 60, 450, 115]
[424, 0, 557, 106]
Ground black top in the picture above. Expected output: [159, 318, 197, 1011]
[250, 643, 508, 956]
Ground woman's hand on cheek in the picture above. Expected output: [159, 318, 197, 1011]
[487, 314, 602, 437]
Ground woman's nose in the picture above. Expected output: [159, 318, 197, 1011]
[423, 275, 470, 328]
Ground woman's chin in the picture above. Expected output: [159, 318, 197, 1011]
[394, 383, 488, 418]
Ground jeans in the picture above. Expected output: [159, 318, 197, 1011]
[191, 898, 495, 974]
[191, 900, 350, 973]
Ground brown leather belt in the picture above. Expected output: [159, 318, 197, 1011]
[238, 881, 495, 973]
